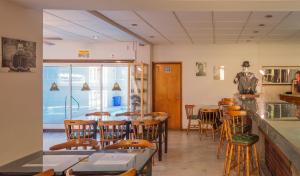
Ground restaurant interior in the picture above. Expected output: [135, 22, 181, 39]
[2, 0, 300, 175]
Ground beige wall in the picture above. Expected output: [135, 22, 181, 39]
[153, 43, 300, 128]
[0, 1, 43, 165]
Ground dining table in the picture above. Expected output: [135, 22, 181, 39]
[0, 149, 156, 176]
[83, 114, 169, 161]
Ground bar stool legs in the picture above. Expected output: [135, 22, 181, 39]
[224, 143, 260, 176]
[217, 122, 227, 158]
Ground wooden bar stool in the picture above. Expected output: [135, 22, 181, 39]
[224, 110, 260, 176]
[217, 105, 241, 159]
[185, 104, 200, 135]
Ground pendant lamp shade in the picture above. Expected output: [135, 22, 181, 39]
[50, 82, 59, 91]
[112, 82, 121, 91]
[81, 82, 91, 91]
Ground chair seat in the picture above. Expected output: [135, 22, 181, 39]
[232, 134, 259, 145]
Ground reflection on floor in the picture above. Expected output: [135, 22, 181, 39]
[43, 131, 223, 176]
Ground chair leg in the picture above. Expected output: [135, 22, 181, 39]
[217, 129, 224, 159]
[187, 119, 191, 135]
[212, 128, 215, 141]
[246, 146, 250, 176]
[237, 145, 241, 176]
[223, 142, 229, 176]
[226, 144, 234, 176]
[253, 144, 260, 176]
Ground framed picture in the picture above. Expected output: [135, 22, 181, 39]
[1, 37, 36, 72]
[196, 62, 207, 76]
[213, 66, 225, 80]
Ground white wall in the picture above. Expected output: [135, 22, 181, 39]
[0, 1, 43, 165]
[153, 43, 300, 128]
[43, 40, 151, 61]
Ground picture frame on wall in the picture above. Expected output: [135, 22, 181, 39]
[1, 37, 36, 72]
[196, 62, 207, 76]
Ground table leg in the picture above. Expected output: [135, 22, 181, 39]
[164, 119, 168, 154]
[158, 123, 162, 161]
[126, 122, 130, 139]
[146, 158, 153, 176]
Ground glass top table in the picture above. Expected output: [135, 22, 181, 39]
[0, 149, 156, 176]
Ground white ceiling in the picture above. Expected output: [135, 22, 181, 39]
[43, 10, 300, 45]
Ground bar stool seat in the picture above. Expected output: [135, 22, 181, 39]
[232, 134, 259, 145]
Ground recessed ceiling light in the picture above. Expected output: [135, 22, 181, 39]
[265, 14, 273, 18]
[149, 36, 155, 38]
[131, 24, 138, 27]
[253, 30, 259, 33]
[258, 24, 265, 27]
[92, 35, 99, 40]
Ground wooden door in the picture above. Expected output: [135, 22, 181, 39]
[153, 63, 182, 129]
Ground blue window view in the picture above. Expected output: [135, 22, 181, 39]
[43, 65, 128, 124]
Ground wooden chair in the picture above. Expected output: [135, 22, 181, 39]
[64, 120, 97, 141]
[85, 111, 110, 117]
[131, 120, 160, 147]
[185, 104, 200, 135]
[224, 110, 260, 176]
[199, 108, 220, 141]
[34, 169, 55, 176]
[98, 120, 127, 148]
[217, 105, 242, 158]
[104, 139, 155, 149]
[119, 168, 137, 176]
[49, 138, 99, 151]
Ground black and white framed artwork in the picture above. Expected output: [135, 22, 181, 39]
[1, 37, 36, 72]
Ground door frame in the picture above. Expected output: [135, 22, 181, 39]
[152, 62, 183, 130]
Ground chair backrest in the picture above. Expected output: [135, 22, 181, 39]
[185, 104, 195, 119]
[85, 112, 111, 117]
[226, 110, 247, 140]
[104, 139, 154, 149]
[119, 168, 137, 176]
[144, 112, 168, 117]
[131, 120, 160, 141]
[49, 139, 99, 151]
[116, 111, 141, 116]
[98, 121, 127, 142]
[64, 120, 97, 141]
[34, 169, 55, 176]
[199, 108, 219, 126]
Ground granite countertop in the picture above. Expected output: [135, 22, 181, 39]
[240, 97, 300, 171]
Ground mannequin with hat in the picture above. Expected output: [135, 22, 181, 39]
[234, 61, 258, 95]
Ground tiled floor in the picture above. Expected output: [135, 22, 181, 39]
[43, 131, 224, 176]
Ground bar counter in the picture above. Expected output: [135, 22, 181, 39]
[240, 97, 300, 176]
